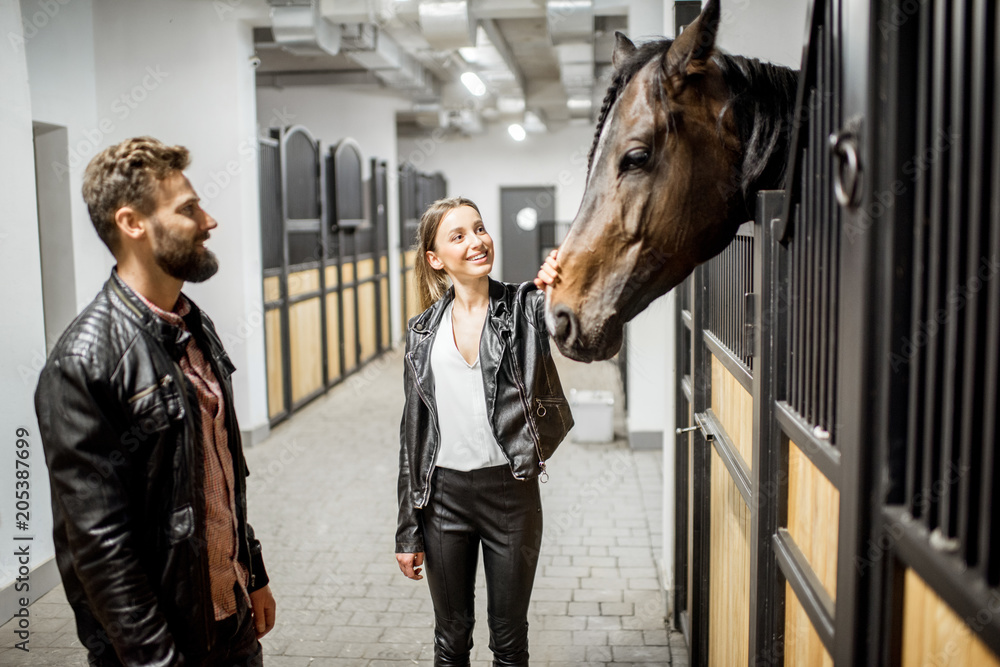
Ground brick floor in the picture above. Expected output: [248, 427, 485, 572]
[0, 348, 687, 665]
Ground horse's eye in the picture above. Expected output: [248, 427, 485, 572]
[620, 149, 651, 171]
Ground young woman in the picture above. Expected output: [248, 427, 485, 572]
[395, 196, 572, 666]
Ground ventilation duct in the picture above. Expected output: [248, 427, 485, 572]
[269, 0, 341, 56]
[546, 0, 593, 45]
[418, 1, 476, 50]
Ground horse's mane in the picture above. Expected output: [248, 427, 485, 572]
[587, 38, 800, 202]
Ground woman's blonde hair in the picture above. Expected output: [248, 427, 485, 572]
[414, 196, 482, 311]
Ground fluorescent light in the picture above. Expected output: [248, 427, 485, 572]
[508, 124, 526, 141]
[460, 71, 486, 96]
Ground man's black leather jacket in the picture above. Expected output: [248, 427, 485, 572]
[34, 270, 268, 666]
[395, 279, 574, 553]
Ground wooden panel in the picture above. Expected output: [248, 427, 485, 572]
[711, 354, 753, 470]
[380, 256, 388, 273]
[263, 276, 281, 303]
[787, 438, 839, 601]
[358, 281, 377, 362]
[288, 268, 320, 298]
[342, 286, 357, 371]
[341, 262, 355, 284]
[405, 269, 421, 321]
[325, 265, 338, 288]
[404, 249, 416, 269]
[325, 292, 341, 382]
[380, 277, 390, 348]
[288, 297, 322, 404]
[784, 582, 834, 667]
[357, 258, 375, 281]
[265, 309, 284, 419]
[901, 569, 1000, 667]
[709, 447, 751, 667]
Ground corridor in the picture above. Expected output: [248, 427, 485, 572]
[0, 350, 684, 666]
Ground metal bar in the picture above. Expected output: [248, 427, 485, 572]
[682, 309, 693, 330]
[884, 506, 1000, 658]
[703, 330, 752, 395]
[690, 263, 712, 666]
[674, 288, 691, 629]
[775, 400, 841, 488]
[956, 0, 989, 566]
[806, 84, 818, 427]
[919, 0, 951, 533]
[749, 191, 786, 667]
[700, 409, 752, 508]
[981, 0, 1000, 586]
[904, 0, 934, 518]
[938, 0, 969, 544]
[773, 528, 836, 652]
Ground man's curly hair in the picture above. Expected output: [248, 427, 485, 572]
[82, 136, 190, 253]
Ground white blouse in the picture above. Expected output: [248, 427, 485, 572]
[430, 302, 508, 471]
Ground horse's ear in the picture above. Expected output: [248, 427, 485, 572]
[612, 32, 637, 71]
[663, 0, 720, 93]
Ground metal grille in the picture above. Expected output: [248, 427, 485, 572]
[783, 0, 841, 443]
[330, 140, 364, 227]
[398, 163, 419, 249]
[285, 131, 319, 220]
[904, 0, 999, 583]
[705, 223, 755, 370]
[258, 140, 282, 270]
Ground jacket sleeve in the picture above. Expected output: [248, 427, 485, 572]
[245, 521, 269, 592]
[395, 340, 424, 554]
[36, 353, 184, 667]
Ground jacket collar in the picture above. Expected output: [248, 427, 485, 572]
[409, 277, 510, 336]
[106, 269, 196, 361]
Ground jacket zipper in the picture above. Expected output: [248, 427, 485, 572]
[504, 331, 549, 482]
[407, 352, 442, 507]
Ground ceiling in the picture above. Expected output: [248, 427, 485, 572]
[248, 0, 632, 137]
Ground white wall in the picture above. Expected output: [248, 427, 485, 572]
[255, 85, 410, 341]
[85, 0, 270, 441]
[715, 0, 808, 69]
[0, 0, 57, 624]
[398, 122, 595, 283]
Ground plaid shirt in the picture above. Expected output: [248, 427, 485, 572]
[137, 290, 249, 620]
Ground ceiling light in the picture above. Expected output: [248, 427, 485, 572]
[460, 71, 486, 96]
[508, 124, 526, 142]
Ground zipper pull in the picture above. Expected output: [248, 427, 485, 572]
[539, 460, 549, 483]
[536, 399, 547, 417]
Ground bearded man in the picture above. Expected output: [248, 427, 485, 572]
[35, 137, 275, 666]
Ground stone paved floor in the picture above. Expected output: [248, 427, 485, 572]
[0, 349, 687, 666]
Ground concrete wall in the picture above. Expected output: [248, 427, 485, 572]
[0, 0, 58, 627]
[89, 0, 270, 443]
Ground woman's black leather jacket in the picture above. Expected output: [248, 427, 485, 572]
[395, 279, 574, 553]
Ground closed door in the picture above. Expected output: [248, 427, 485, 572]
[500, 186, 554, 284]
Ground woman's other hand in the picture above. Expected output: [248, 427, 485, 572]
[533, 248, 559, 289]
[396, 552, 425, 580]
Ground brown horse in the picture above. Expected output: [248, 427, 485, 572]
[545, 0, 799, 362]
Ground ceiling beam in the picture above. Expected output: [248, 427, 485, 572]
[478, 18, 526, 95]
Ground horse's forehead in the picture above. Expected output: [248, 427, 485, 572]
[588, 93, 622, 186]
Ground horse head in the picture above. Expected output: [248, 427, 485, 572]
[546, 0, 798, 362]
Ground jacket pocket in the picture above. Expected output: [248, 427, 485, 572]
[532, 396, 574, 460]
[168, 504, 195, 544]
[127, 374, 185, 441]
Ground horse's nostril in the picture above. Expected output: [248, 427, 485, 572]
[552, 305, 578, 345]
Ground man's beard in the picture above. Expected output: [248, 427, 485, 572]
[149, 217, 219, 283]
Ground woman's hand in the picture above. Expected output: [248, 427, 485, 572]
[533, 248, 559, 289]
[396, 552, 425, 580]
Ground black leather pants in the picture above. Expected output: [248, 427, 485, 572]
[423, 464, 543, 667]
